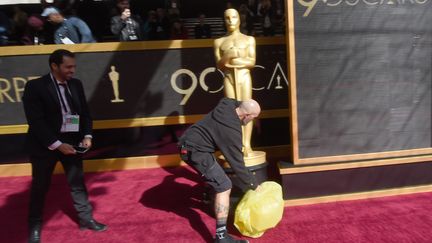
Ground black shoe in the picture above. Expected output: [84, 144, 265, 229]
[28, 223, 41, 243]
[79, 219, 107, 232]
[202, 191, 212, 205]
[214, 234, 249, 243]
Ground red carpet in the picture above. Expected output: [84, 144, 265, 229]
[1, 166, 432, 243]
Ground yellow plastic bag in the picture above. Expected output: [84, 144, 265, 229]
[234, 181, 284, 238]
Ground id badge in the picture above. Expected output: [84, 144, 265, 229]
[129, 34, 138, 41]
[64, 114, 80, 132]
[61, 36, 75, 44]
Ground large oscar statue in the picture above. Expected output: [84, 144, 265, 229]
[214, 8, 266, 168]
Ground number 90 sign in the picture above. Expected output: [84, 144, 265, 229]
[170, 65, 277, 105]
[170, 67, 224, 105]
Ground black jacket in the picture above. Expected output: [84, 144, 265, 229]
[110, 15, 143, 41]
[22, 74, 92, 156]
[180, 98, 257, 190]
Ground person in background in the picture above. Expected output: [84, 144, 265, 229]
[170, 19, 188, 40]
[194, 13, 211, 39]
[0, 10, 11, 46]
[247, 0, 258, 18]
[20, 15, 45, 45]
[274, 0, 285, 33]
[239, 4, 255, 35]
[41, 6, 95, 44]
[166, 0, 181, 21]
[258, 0, 275, 36]
[178, 98, 261, 243]
[23, 49, 107, 243]
[165, 0, 181, 10]
[110, 0, 143, 41]
[142, 10, 158, 40]
[154, 8, 170, 40]
[11, 6, 28, 43]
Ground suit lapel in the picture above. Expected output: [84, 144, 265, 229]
[67, 80, 81, 114]
[45, 75, 61, 110]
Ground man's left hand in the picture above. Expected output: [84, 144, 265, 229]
[81, 137, 92, 148]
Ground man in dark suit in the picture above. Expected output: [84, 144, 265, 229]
[22, 49, 107, 243]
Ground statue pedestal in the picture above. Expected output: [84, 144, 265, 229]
[219, 151, 267, 168]
[218, 151, 267, 209]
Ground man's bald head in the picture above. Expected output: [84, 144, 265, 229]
[240, 99, 261, 115]
[237, 99, 261, 125]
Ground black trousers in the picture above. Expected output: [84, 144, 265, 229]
[28, 136, 93, 224]
[179, 144, 232, 193]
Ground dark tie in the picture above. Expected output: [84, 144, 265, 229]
[59, 83, 76, 114]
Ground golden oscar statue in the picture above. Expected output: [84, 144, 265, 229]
[109, 65, 124, 103]
[214, 8, 266, 167]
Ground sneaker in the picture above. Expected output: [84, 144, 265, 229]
[214, 234, 249, 243]
[202, 191, 212, 205]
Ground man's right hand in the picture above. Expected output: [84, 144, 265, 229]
[57, 143, 76, 155]
[121, 9, 131, 20]
[254, 185, 262, 192]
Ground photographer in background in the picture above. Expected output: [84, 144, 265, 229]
[41, 6, 95, 44]
[111, 0, 143, 41]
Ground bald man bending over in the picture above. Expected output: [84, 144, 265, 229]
[178, 98, 261, 243]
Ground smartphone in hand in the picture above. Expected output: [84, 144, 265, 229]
[73, 146, 89, 154]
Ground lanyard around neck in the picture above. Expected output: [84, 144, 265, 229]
[50, 74, 75, 114]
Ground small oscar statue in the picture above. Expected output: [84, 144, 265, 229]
[109, 65, 124, 103]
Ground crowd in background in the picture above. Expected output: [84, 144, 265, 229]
[0, 0, 285, 46]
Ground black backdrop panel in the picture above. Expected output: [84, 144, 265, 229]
[294, 1, 432, 158]
[0, 44, 288, 125]
[0, 117, 291, 164]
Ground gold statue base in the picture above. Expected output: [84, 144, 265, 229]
[111, 99, 124, 103]
[218, 151, 266, 168]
